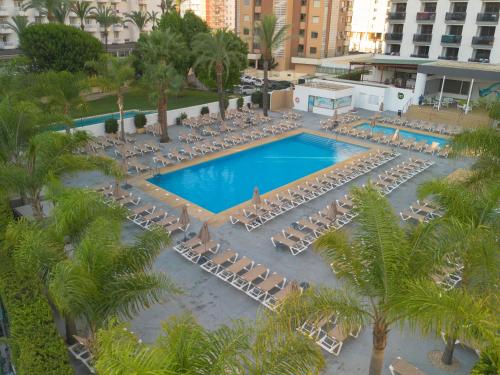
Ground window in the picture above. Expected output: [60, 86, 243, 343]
[254, 12, 260, 20]
[243, 0, 250, 5]
[312, 16, 319, 24]
[311, 31, 318, 38]
[297, 44, 304, 52]
[313, 0, 320, 7]
[243, 15, 250, 21]
[309, 46, 317, 54]
[300, 13, 306, 22]
[243, 27, 250, 35]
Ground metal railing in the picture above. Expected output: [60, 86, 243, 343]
[441, 35, 462, 44]
[477, 12, 499, 23]
[413, 34, 433, 42]
[385, 33, 403, 41]
[416, 12, 436, 21]
[472, 36, 495, 45]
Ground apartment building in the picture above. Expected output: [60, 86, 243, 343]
[385, 0, 500, 64]
[238, 0, 352, 71]
[181, 0, 237, 31]
[349, 0, 389, 53]
[0, 0, 158, 50]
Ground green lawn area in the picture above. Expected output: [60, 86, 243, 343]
[74, 89, 220, 118]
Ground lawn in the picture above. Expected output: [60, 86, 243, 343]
[74, 89, 220, 118]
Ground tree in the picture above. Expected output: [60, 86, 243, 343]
[276, 185, 443, 375]
[193, 30, 247, 120]
[448, 128, 500, 188]
[254, 14, 289, 116]
[91, 6, 121, 51]
[49, 215, 180, 352]
[147, 10, 159, 29]
[158, 10, 209, 76]
[24, 0, 67, 23]
[70, 0, 94, 31]
[0, 131, 120, 219]
[33, 71, 89, 133]
[125, 10, 150, 33]
[87, 55, 135, 141]
[19, 23, 103, 72]
[6, 15, 31, 36]
[137, 29, 186, 143]
[52, 0, 70, 24]
[406, 180, 500, 365]
[95, 314, 324, 374]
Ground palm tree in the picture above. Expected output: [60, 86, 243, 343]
[125, 10, 150, 33]
[254, 14, 289, 116]
[276, 184, 445, 375]
[6, 15, 31, 36]
[407, 179, 500, 365]
[137, 29, 186, 143]
[147, 10, 159, 29]
[91, 6, 121, 51]
[52, 0, 70, 24]
[193, 29, 246, 121]
[95, 314, 324, 374]
[173, 0, 184, 13]
[448, 128, 500, 188]
[70, 0, 93, 31]
[34, 71, 89, 133]
[0, 131, 120, 219]
[49, 215, 180, 353]
[25, 0, 66, 23]
[86, 55, 135, 141]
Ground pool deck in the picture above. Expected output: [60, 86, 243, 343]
[65, 109, 477, 375]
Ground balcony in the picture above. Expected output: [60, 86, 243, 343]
[416, 12, 436, 22]
[410, 53, 429, 58]
[387, 12, 406, 21]
[0, 23, 12, 34]
[413, 34, 432, 43]
[445, 12, 466, 22]
[472, 35, 495, 47]
[477, 13, 499, 24]
[468, 57, 490, 63]
[0, 41, 15, 49]
[385, 33, 403, 41]
[438, 55, 458, 61]
[441, 35, 462, 44]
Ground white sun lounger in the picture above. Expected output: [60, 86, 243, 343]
[246, 272, 286, 300]
[271, 233, 308, 255]
[216, 257, 254, 282]
[181, 240, 220, 263]
[262, 282, 297, 311]
[231, 264, 269, 291]
[200, 249, 238, 274]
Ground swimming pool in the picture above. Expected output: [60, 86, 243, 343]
[147, 133, 367, 213]
[355, 124, 448, 146]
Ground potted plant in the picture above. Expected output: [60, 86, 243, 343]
[176, 112, 188, 125]
[200, 106, 210, 116]
[134, 113, 147, 134]
[104, 118, 119, 134]
[237, 96, 244, 110]
[251, 91, 262, 109]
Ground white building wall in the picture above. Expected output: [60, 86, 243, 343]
[349, 0, 389, 53]
[181, 0, 206, 20]
[387, 0, 500, 64]
[0, 0, 160, 50]
[293, 84, 354, 116]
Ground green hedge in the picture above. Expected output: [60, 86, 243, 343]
[0, 264, 74, 375]
[0, 198, 73, 375]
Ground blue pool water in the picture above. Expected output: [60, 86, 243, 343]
[148, 133, 367, 213]
[355, 123, 448, 146]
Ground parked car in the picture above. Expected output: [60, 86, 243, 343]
[234, 85, 258, 95]
[240, 75, 255, 85]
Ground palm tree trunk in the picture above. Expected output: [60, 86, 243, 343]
[215, 66, 225, 121]
[64, 317, 78, 344]
[158, 92, 169, 143]
[262, 59, 269, 116]
[104, 30, 109, 52]
[369, 320, 388, 375]
[117, 93, 125, 141]
[80, 19, 85, 31]
[31, 193, 44, 221]
[441, 336, 456, 365]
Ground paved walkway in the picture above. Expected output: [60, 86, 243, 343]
[66, 109, 477, 375]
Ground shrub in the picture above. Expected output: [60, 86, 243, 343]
[0, 259, 73, 375]
[471, 348, 498, 375]
[237, 96, 244, 109]
[134, 113, 147, 129]
[337, 71, 363, 81]
[104, 118, 119, 134]
[19, 23, 103, 73]
[200, 106, 210, 115]
[251, 91, 263, 107]
[180, 112, 188, 120]
[489, 101, 500, 121]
